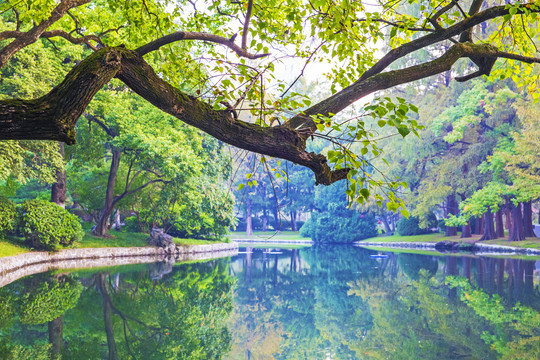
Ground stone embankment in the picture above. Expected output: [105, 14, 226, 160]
[355, 241, 540, 256]
[0, 243, 238, 288]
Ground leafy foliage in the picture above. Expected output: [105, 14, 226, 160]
[18, 277, 83, 325]
[0, 197, 17, 235]
[19, 200, 84, 250]
[396, 215, 432, 236]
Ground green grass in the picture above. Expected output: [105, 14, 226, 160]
[0, 236, 30, 257]
[76, 231, 149, 248]
[173, 238, 228, 246]
[227, 231, 311, 241]
[360, 233, 540, 251]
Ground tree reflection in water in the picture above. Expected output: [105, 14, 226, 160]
[0, 261, 234, 359]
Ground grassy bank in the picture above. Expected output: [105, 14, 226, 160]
[227, 231, 311, 242]
[0, 231, 229, 258]
[360, 232, 540, 249]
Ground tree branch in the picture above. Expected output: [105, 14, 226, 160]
[242, 0, 254, 49]
[0, 0, 92, 68]
[136, 31, 270, 59]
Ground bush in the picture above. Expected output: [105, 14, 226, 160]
[0, 197, 17, 235]
[19, 200, 84, 250]
[300, 212, 378, 243]
[396, 216, 431, 236]
[437, 219, 447, 233]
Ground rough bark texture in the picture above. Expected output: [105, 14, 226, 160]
[495, 209, 505, 238]
[523, 201, 534, 238]
[445, 194, 458, 237]
[473, 216, 483, 235]
[509, 202, 525, 242]
[51, 142, 66, 208]
[460, 223, 472, 238]
[479, 210, 497, 241]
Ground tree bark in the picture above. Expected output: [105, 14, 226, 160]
[523, 201, 534, 238]
[246, 198, 253, 237]
[460, 222, 472, 238]
[445, 194, 458, 237]
[473, 216, 483, 235]
[381, 214, 392, 235]
[508, 201, 525, 242]
[496, 209, 505, 238]
[97, 274, 120, 360]
[94, 149, 122, 237]
[48, 316, 63, 360]
[51, 142, 67, 208]
[290, 211, 297, 231]
[479, 210, 497, 241]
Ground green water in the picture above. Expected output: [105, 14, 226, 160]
[0, 245, 539, 359]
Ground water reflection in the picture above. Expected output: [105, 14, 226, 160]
[0, 261, 234, 359]
[0, 247, 539, 359]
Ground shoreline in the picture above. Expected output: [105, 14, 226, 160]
[355, 241, 540, 256]
[0, 243, 238, 287]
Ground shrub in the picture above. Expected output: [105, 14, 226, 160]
[0, 197, 17, 235]
[19, 200, 84, 250]
[437, 219, 447, 233]
[396, 216, 431, 236]
[300, 212, 378, 242]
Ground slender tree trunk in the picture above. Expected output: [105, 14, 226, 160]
[246, 198, 253, 236]
[48, 316, 63, 360]
[97, 274, 120, 360]
[272, 199, 280, 231]
[94, 149, 122, 237]
[505, 208, 511, 229]
[262, 214, 268, 232]
[480, 210, 496, 240]
[112, 210, 122, 231]
[496, 209, 505, 238]
[51, 142, 67, 208]
[508, 202, 525, 241]
[445, 194, 457, 236]
[290, 211, 297, 231]
[461, 222, 472, 238]
[381, 214, 392, 235]
[523, 201, 534, 237]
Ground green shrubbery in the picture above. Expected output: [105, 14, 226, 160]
[396, 216, 432, 236]
[19, 200, 84, 250]
[300, 212, 378, 242]
[0, 198, 17, 235]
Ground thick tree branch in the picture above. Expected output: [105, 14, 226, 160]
[135, 31, 270, 59]
[0, 0, 91, 68]
[0, 29, 101, 50]
[0, 47, 122, 144]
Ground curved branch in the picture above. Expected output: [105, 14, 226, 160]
[242, 0, 254, 49]
[135, 31, 270, 59]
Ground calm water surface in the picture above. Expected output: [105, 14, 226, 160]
[0, 245, 539, 359]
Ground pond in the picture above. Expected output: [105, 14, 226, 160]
[0, 245, 539, 359]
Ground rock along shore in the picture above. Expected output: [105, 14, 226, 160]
[355, 241, 540, 256]
[0, 243, 238, 288]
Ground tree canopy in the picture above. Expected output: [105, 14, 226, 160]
[1, 0, 540, 208]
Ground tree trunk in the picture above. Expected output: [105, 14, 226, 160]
[246, 198, 253, 237]
[479, 210, 496, 241]
[495, 209, 505, 238]
[460, 222, 472, 238]
[272, 199, 280, 231]
[290, 211, 297, 231]
[445, 194, 457, 237]
[523, 201, 534, 237]
[94, 149, 122, 237]
[509, 202, 525, 241]
[50, 142, 67, 208]
[262, 214, 268, 232]
[473, 216, 483, 235]
[97, 274, 120, 360]
[112, 210, 122, 231]
[381, 214, 392, 235]
[48, 316, 63, 360]
[505, 207, 511, 229]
